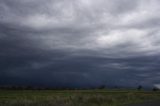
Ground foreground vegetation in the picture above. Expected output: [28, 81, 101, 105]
[0, 90, 160, 106]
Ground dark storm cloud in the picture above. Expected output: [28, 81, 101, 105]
[0, 0, 160, 87]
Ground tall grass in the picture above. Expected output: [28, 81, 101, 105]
[0, 90, 160, 106]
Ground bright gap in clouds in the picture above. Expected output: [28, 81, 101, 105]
[14, 0, 160, 57]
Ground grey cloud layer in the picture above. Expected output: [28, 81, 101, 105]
[0, 0, 160, 87]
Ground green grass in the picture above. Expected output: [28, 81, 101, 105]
[0, 90, 160, 106]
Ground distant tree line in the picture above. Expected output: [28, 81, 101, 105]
[0, 85, 159, 91]
[0, 85, 107, 90]
[0, 85, 79, 90]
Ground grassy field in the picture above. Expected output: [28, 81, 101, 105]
[0, 90, 160, 106]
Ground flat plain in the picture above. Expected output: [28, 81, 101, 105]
[0, 90, 160, 106]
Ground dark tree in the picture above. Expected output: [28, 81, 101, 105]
[137, 85, 143, 90]
[152, 87, 159, 91]
[98, 85, 105, 89]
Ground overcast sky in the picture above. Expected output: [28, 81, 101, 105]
[0, 0, 160, 88]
